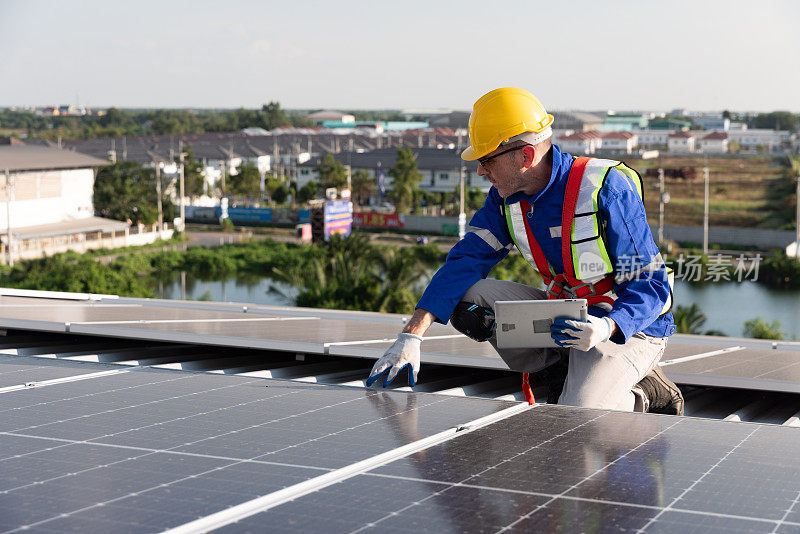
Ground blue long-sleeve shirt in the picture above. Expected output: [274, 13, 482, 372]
[417, 144, 675, 343]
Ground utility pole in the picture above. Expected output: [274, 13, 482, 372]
[657, 168, 665, 244]
[4, 169, 14, 266]
[703, 165, 710, 255]
[458, 162, 466, 240]
[155, 163, 163, 232]
[178, 141, 185, 229]
[795, 170, 800, 260]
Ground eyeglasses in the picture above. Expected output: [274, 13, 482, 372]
[477, 144, 530, 168]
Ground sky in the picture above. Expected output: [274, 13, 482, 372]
[1, 0, 799, 112]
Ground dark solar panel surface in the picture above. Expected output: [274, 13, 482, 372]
[231, 406, 800, 533]
[0, 358, 515, 532]
[666, 348, 800, 393]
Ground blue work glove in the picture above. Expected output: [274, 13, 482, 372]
[366, 333, 422, 388]
[551, 316, 613, 352]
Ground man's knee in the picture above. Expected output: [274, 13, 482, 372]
[461, 279, 545, 309]
[450, 302, 495, 342]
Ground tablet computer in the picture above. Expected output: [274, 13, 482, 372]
[495, 299, 588, 349]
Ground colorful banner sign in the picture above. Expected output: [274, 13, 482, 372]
[353, 212, 404, 229]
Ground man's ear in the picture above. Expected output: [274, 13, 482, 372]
[521, 145, 536, 168]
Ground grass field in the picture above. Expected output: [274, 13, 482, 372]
[623, 155, 795, 229]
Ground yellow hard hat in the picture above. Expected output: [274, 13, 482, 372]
[461, 87, 554, 161]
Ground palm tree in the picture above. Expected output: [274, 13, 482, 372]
[672, 303, 708, 335]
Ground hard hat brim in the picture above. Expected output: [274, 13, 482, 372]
[461, 145, 479, 161]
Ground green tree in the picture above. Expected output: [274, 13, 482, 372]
[743, 317, 784, 340]
[260, 101, 292, 130]
[351, 169, 375, 206]
[94, 162, 174, 224]
[728, 140, 741, 153]
[181, 147, 206, 199]
[229, 162, 262, 197]
[388, 148, 423, 214]
[297, 180, 318, 204]
[752, 111, 799, 132]
[316, 153, 348, 190]
[272, 183, 289, 205]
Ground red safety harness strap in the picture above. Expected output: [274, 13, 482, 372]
[522, 372, 535, 405]
[519, 199, 553, 280]
[560, 156, 590, 286]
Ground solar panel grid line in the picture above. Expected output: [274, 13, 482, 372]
[357, 471, 792, 531]
[161, 402, 532, 534]
[330, 410, 609, 533]
[776, 487, 800, 532]
[636, 426, 761, 533]
[474, 417, 689, 533]
[0, 431, 333, 475]
[659, 346, 746, 367]
[0, 367, 137, 395]
[0, 372, 194, 418]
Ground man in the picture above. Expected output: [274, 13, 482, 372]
[366, 87, 683, 414]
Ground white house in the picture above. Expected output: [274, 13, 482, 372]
[600, 131, 638, 154]
[699, 131, 728, 154]
[0, 146, 172, 263]
[632, 129, 672, 148]
[727, 129, 792, 152]
[557, 130, 603, 154]
[668, 131, 696, 153]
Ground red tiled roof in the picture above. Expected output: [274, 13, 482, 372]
[668, 131, 696, 138]
[601, 131, 635, 140]
[702, 131, 728, 140]
[561, 130, 602, 141]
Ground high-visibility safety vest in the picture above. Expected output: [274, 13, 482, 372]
[504, 156, 673, 314]
[503, 156, 672, 406]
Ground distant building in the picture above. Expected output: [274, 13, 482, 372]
[600, 131, 638, 154]
[296, 148, 482, 197]
[727, 129, 793, 152]
[552, 112, 604, 131]
[0, 146, 166, 263]
[650, 118, 692, 130]
[633, 129, 671, 148]
[693, 117, 730, 131]
[601, 114, 649, 132]
[557, 130, 602, 155]
[668, 131, 697, 153]
[306, 110, 355, 125]
[699, 131, 729, 153]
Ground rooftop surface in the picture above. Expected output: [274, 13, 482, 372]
[0, 145, 111, 172]
[0, 289, 798, 532]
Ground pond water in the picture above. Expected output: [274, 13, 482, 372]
[158, 274, 298, 308]
[673, 280, 800, 339]
[155, 273, 800, 340]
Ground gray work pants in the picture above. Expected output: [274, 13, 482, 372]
[461, 279, 668, 412]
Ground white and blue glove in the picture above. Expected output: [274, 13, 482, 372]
[551, 316, 614, 352]
[366, 333, 422, 388]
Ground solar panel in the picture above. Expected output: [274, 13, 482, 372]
[226, 405, 800, 532]
[665, 347, 800, 393]
[70, 317, 460, 355]
[0, 357, 517, 532]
